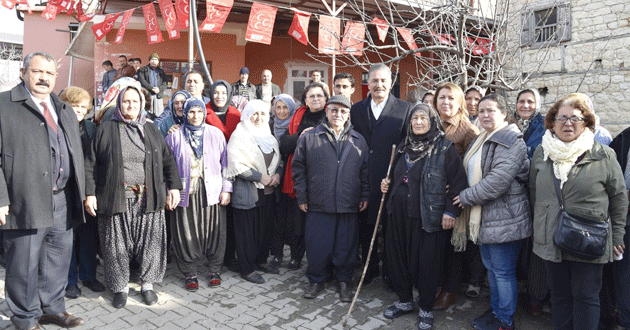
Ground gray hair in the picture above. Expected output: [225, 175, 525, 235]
[23, 52, 56, 71]
[367, 64, 392, 80]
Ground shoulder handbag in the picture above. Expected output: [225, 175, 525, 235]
[551, 172, 609, 260]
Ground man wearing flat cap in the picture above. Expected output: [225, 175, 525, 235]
[231, 67, 256, 101]
[292, 95, 369, 302]
[137, 52, 167, 117]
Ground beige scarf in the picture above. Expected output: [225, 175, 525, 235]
[541, 129, 594, 188]
[225, 122, 281, 189]
[456, 122, 508, 246]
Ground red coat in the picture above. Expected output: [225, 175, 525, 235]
[205, 104, 241, 141]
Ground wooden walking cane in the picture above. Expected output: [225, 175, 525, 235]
[343, 144, 397, 327]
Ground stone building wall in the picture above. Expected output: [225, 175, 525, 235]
[505, 0, 630, 136]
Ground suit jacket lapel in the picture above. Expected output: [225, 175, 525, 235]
[373, 95, 395, 128]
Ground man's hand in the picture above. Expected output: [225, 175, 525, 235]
[167, 124, 181, 135]
[166, 189, 180, 210]
[84, 196, 98, 217]
[299, 203, 308, 212]
[441, 213, 455, 230]
[359, 201, 368, 212]
[152, 87, 160, 94]
[0, 205, 9, 225]
[219, 192, 231, 206]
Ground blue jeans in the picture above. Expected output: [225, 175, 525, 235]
[479, 240, 521, 326]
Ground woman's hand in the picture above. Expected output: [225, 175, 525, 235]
[260, 174, 272, 186]
[300, 127, 314, 137]
[359, 201, 368, 212]
[0, 205, 9, 225]
[613, 244, 625, 258]
[167, 124, 181, 135]
[380, 178, 390, 194]
[219, 192, 231, 206]
[442, 213, 455, 230]
[166, 189, 180, 210]
[269, 174, 281, 187]
[453, 195, 464, 208]
[84, 196, 98, 217]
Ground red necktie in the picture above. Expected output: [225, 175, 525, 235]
[40, 101, 57, 134]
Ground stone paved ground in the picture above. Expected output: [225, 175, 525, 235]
[0, 250, 552, 329]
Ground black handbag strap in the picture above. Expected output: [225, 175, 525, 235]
[551, 172, 565, 210]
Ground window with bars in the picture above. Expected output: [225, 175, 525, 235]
[521, 1, 571, 47]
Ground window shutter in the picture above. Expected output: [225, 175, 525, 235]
[521, 10, 533, 45]
[557, 2, 571, 42]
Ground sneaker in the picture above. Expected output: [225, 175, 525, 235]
[472, 309, 499, 330]
[497, 318, 515, 330]
[383, 301, 414, 319]
[418, 309, 434, 330]
[466, 283, 481, 298]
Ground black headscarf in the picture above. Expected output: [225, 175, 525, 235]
[210, 80, 232, 115]
[400, 103, 444, 163]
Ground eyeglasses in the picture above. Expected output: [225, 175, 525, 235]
[307, 94, 325, 99]
[328, 108, 349, 115]
[555, 116, 584, 124]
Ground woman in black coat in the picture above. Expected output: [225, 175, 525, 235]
[84, 86, 182, 309]
[380, 104, 467, 330]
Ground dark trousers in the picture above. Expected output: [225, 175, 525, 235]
[270, 193, 305, 261]
[613, 225, 630, 327]
[546, 259, 604, 330]
[3, 192, 74, 329]
[233, 194, 275, 276]
[465, 241, 486, 285]
[68, 213, 99, 287]
[305, 212, 358, 284]
[358, 210, 382, 279]
[223, 205, 236, 266]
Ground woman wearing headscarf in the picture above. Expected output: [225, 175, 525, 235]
[84, 86, 182, 308]
[279, 83, 329, 270]
[515, 88, 545, 159]
[380, 103, 467, 330]
[432, 82, 480, 311]
[226, 100, 282, 284]
[205, 80, 241, 142]
[454, 94, 531, 330]
[166, 98, 232, 291]
[156, 90, 191, 137]
[268, 94, 298, 266]
[530, 93, 627, 330]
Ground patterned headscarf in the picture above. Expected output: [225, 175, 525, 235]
[271, 94, 297, 140]
[516, 88, 541, 133]
[168, 90, 192, 126]
[111, 86, 147, 138]
[181, 98, 206, 159]
[210, 80, 232, 115]
[400, 103, 444, 163]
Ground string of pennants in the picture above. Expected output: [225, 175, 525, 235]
[1, 0, 493, 55]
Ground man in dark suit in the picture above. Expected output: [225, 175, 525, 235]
[0, 52, 85, 330]
[350, 64, 411, 286]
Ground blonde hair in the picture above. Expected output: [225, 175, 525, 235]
[434, 82, 468, 118]
[60, 86, 93, 113]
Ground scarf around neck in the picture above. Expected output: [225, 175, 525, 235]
[168, 90, 192, 126]
[210, 80, 232, 115]
[541, 128, 595, 188]
[272, 94, 296, 140]
[401, 105, 444, 163]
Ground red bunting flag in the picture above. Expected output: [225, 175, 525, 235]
[396, 27, 420, 57]
[200, 0, 233, 33]
[41, 3, 61, 21]
[1, 0, 17, 9]
[371, 17, 389, 42]
[245, 2, 277, 45]
[475, 37, 493, 54]
[341, 21, 365, 56]
[143, 3, 164, 44]
[79, 13, 96, 22]
[318, 15, 340, 55]
[66, 0, 76, 15]
[175, 0, 190, 29]
[58, 0, 73, 11]
[114, 9, 135, 44]
[91, 12, 121, 41]
[431, 31, 454, 45]
[16, 0, 31, 14]
[287, 8, 310, 46]
[159, 0, 180, 39]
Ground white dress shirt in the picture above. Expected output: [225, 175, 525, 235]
[370, 95, 389, 120]
[25, 87, 58, 124]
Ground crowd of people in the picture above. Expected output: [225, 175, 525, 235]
[0, 51, 628, 330]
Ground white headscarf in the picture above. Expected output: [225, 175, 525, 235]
[241, 99, 276, 153]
